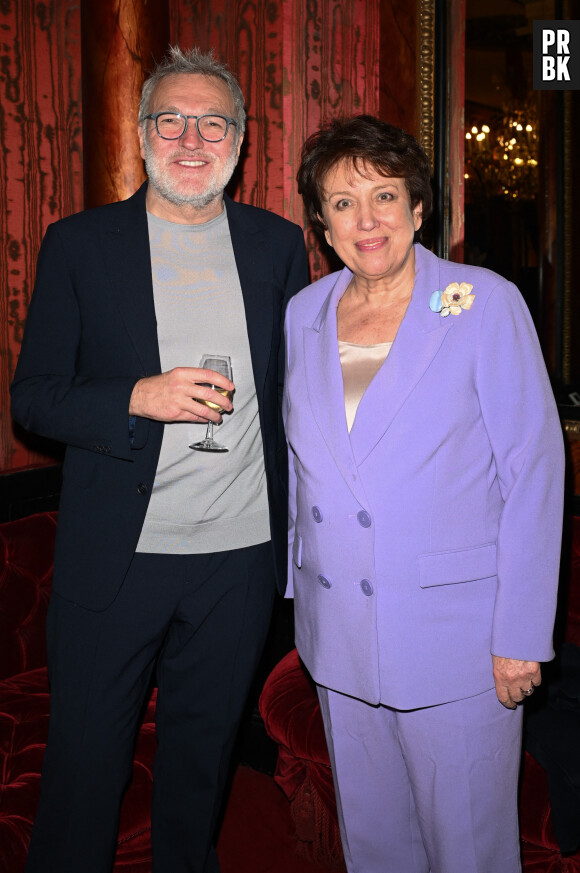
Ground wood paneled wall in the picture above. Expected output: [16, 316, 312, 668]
[1, 0, 420, 474]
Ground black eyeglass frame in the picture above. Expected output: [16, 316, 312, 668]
[143, 112, 238, 142]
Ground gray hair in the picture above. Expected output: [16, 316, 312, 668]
[139, 45, 246, 137]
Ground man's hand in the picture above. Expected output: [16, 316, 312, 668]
[492, 655, 541, 709]
[129, 367, 234, 423]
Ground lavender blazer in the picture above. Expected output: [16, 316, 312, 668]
[284, 244, 565, 710]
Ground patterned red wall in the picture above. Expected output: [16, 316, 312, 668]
[0, 0, 418, 473]
[171, 0, 417, 278]
[0, 0, 83, 472]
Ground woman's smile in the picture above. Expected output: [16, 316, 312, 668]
[320, 160, 422, 291]
[354, 236, 388, 251]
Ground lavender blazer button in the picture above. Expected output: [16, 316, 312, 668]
[317, 574, 332, 589]
[357, 510, 371, 528]
[360, 578, 374, 596]
[312, 506, 323, 523]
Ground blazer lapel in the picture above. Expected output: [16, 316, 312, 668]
[98, 183, 162, 376]
[303, 269, 365, 498]
[349, 244, 454, 465]
[95, 190, 275, 386]
[226, 196, 272, 400]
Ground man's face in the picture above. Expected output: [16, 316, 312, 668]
[138, 73, 243, 222]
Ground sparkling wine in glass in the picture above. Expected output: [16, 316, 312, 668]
[189, 355, 233, 452]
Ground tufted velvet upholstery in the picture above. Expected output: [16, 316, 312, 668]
[259, 647, 345, 870]
[519, 752, 580, 872]
[0, 512, 57, 682]
[259, 517, 580, 872]
[0, 512, 155, 873]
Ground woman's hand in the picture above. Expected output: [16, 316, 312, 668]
[492, 655, 541, 709]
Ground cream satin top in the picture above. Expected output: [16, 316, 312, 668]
[338, 340, 393, 432]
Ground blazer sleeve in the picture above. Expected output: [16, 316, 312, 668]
[283, 295, 299, 598]
[10, 223, 141, 461]
[476, 280, 565, 662]
[277, 225, 309, 408]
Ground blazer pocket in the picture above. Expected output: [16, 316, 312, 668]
[418, 543, 497, 588]
[292, 535, 303, 569]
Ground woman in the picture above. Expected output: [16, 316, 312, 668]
[283, 115, 564, 873]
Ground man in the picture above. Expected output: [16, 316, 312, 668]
[11, 46, 309, 873]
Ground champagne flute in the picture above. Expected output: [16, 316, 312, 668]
[189, 355, 233, 452]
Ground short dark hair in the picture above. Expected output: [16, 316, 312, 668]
[297, 115, 432, 237]
[139, 46, 246, 138]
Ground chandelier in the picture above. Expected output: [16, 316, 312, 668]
[464, 106, 539, 201]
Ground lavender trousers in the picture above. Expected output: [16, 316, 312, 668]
[317, 684, 524, 873]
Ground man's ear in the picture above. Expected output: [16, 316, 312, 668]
[137, 124, 146, 161]
[234, 132, 244, 163]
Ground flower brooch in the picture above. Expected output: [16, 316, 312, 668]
[429, 282, 475, 317]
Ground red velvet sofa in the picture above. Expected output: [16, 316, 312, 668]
[0, 511, 156, 873]
[260, 517, 580, 873]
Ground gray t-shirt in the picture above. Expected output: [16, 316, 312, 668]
[136, 208, 270, 554]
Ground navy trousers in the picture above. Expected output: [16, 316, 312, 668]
[25, 543, 276, 873]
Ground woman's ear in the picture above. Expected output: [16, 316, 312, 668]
[317, 215, 332, 248]
[413, 203, 423, 232]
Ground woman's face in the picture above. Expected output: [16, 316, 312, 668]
[319, 160, 422, 287]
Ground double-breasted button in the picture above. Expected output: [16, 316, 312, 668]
[311, 506, 323, 523]
[360, 578, 374, 596]
[137, 482, 148, 495]
[317, 574, 332, 589]
[357, 510, 372, 528]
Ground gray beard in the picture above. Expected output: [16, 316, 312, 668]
[143, 139, 238, 209]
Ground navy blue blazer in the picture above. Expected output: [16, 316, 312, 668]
[11, 183, 309, 610]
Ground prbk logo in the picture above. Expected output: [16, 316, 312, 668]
[533, 21, 580, 89]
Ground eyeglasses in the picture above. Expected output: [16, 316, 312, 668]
[144, 112, 238, 142]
